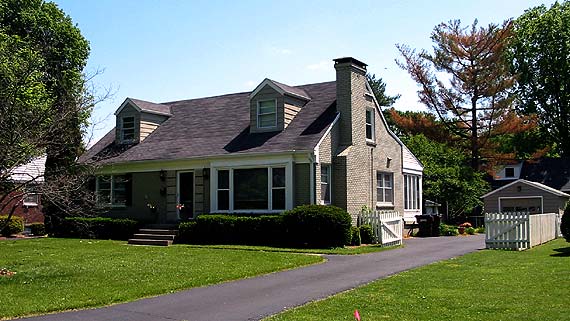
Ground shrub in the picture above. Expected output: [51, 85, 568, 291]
[562, 205, 570, 242]
[0, 216, 24, 236]
[179, 214, 284, 246]
[359, 224, 374, 244]
[439, 224, 459, 236]
[475, 226, 485, 234]
[465, 227, 476, 235]
[29, 223, 46, 236]
[282, 205, 352, 248]
[58, 217, 139, 240]
[350, 226, 361, 246]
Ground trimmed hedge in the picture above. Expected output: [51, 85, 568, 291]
[282, 205, 352, 248]
[0, 215, 24, 237]
[29, 223, 46, 236]
[56, 217, 139, 240]
[178, 205, 352, 248]
[178, 215, 284, 246]
[359, 224, 374, 244]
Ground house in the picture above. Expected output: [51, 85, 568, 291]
[81, 57, 423, 224]
[0, 156, 46, 224]
[482, 179, 569, 215]
[491, 158, 570, 193]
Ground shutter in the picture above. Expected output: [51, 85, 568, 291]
[125, 174, 133, 206]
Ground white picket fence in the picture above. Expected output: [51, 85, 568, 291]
[485, 212, 560, 250]
[358, 210, 403, 246]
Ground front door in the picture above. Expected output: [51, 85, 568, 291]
[178, 171, 194, 220]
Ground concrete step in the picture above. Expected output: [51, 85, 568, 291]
[132, 233, 175, 241]
[138, 228, 178, 235]
[144, 224, 178, 229]
[128, 238, 172, 246]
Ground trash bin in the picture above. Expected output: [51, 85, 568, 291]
[415, 215, 441, 237]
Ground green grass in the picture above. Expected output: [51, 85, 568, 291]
[185, 243, 401, 255]
[266, 238, 570, 321]
[0, 238, 323, 319]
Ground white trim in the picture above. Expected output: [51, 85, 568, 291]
[114, 98, 172, 117]
[313, 113, 340, 163]
[309, 156, 315, 205]
[498, 196, 544, 214]
[250, 79, 311, 101]
[257, 98, 278, 129]
[176, 170, 195, 220]
[481, 179, 570, 198]
[365, 108, 375, 143]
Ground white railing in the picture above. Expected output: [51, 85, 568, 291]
[485, 212, 560, 250]
[359, 210, 403, 246]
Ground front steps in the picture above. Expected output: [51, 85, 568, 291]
[128, 228, 178, 246]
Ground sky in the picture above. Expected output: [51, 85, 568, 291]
[51, 0, 556, 144]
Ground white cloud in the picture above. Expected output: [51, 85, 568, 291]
[306, 60, 329, 71]
[244, 80, 257, 89]
[270, 47, 293, 55]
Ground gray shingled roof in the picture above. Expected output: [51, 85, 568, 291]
[270, 79, 311, 100]
[128, 98, 172, 116]
[82, 81, 337, 165]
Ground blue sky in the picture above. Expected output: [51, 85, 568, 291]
[52, 0, 556, 143]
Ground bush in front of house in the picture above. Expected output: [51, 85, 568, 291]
[350, 226, 361, 246]
[439, 224, 459, 236]
[0, 215, 24, 236]
[57, 217, 139, 240]
[283, 205, 352, 248]
[359, 224, 374, 244]
[178, 214, 284, 245]
[562, 206, 570, 242]
[475, 226, 485, 234]
[465, 227, 476, 235]
[29, 223, 46, 236]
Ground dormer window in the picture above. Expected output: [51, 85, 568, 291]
[121, 116, 135, 141]
[257, 99, 277, 129]
[505, 167, 515, 178]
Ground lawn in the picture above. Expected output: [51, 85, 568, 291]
[0, 238, 323, 319]
[186, 243, 401, 255]
[266, 238, 570, 321]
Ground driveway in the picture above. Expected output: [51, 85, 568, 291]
[14, 235, 484, 321]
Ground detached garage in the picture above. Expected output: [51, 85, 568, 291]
[482, 179, 570, 215]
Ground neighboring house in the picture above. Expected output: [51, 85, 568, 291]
[81, 57, 423, 224]
[482, 179, 569, 216]
[491, 158, 570, 193]
[1, 156, 46, 223]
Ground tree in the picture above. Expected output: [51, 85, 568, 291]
[403, 134, 489, 220]
[0, 0, 97, 233]
[396, 20, 536, 170]
[386, 108, 455, 144]
[510, 1, 570, 156]
[366, 73, 400, 107]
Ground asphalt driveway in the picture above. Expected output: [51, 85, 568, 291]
[14, 235, 484, 321]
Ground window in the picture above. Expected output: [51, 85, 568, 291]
[121, 116, 135, 141]
[23, 193, 39, 206]
[215, 166, 286, 211]
[404, 174, 421, 210]
[217, 170, 230, 210]
[320, 164, 331, 204]
[272, 168, 286, 210]
[365, 109, 375, 141]
[505, 167, 515, 178]
[257, 100, 277, 128]
[96, 175, 129, 206]
[377, 172, 393, 205]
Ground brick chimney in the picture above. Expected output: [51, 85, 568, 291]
[333, 57, 368, 146]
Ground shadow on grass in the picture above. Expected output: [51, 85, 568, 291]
[551, 247, 570, 257]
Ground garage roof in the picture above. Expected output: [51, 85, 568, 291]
[481, 179, 570, 199]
